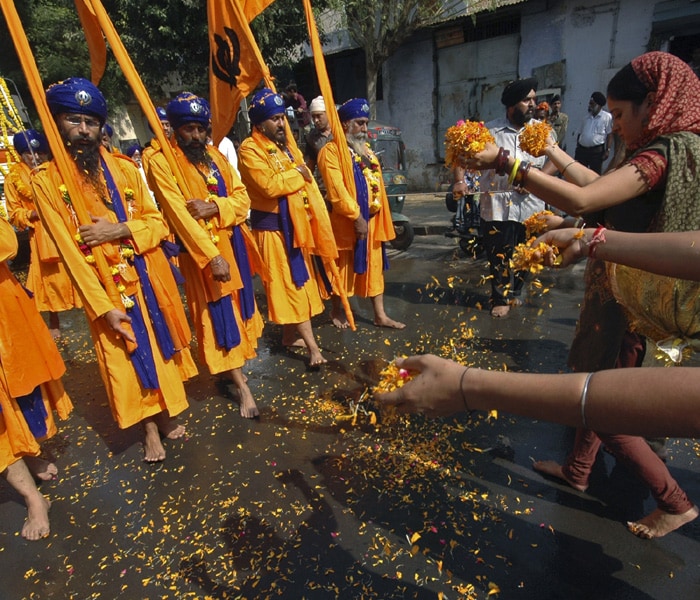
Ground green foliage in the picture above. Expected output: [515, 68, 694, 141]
[0, 0, 334, 114]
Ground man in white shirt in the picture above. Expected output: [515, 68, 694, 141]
[480, 78, 547, 317]
[574, 91, 613, 174]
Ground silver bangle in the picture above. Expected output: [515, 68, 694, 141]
[580, 372, 594, 428]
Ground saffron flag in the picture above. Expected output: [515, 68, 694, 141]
[0, 0, 135, 347]
[243, 0, 276, 21]
[208, 0, 274, 145]
[74, 0, 107, 85]
[301, 0, 355, 198]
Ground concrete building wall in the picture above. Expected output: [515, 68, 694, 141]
[374, 0, 660, 191]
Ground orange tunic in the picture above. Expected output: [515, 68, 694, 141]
[317, 141, 394, 297]
[146, 145, 263, 373]
[238, 130, 338, 324]
[5, 162, 81, 312]
[0, 218, 72, 472]
[31, 149, 192, 429]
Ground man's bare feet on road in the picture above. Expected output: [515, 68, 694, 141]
[627, 505, 699, 539]
[143, 418, 167, 462]
[533, 460, 588, 492]
[374, 316, 406, 329]
[491, 305, 510, 318]
[237, 384, 260, 418]
[22, 494, 51, 541]
[331, 310, 350, 329]
[309, 349, 328, 366]
[24, 456, 58, 481]
[154, 412, 186, 440]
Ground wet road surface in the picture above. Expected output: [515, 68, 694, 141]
[2, 193, 699, 599]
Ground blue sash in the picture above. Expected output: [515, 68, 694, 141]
[210, 164, 256, 321]
[352, 159, 370, 274]
[101, 158, 163, 389]
[16, 386, 48, 438]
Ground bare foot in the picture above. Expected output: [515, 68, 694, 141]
[282, 336, 307, 347]
[331, 310, 350, 329]
[374, 316, 406, 329]
[23, 456, 58, 481]
[533, 460, 588, 492]
[491, 305, 510, 318]
[237, 384, 260, 419]
[22, 495, 51, 541]
[627, 505, 699, 539]
[143, 418, 167, 462]
[509, 298, 523, 307]
[309, 349, 328, 366]
[153, 412, 186, 440]
[49, 328, 61, 340]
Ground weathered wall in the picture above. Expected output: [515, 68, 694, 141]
[375, 0, 660, 191]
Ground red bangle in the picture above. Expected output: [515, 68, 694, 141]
[514, 161, 531, 187]
[587, 226, 607, 258]
[495, 147, 510, 176]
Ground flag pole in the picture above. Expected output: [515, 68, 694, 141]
[0, 0, 136, 350]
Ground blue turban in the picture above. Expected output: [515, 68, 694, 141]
[103, 123, 113, 138]
[338, 98, 370, 122]
[166, 93, 211, 130]
[248, 88, 286, 125]
[13, 129, 49, 155]
[125, 144, 142, 158]
[156, 106, 168, 121]
[45, 77, 108, 123]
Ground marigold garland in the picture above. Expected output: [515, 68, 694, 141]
[0, 77, 23, 175]
[204, 175, 221, 244]
[518, 121, 553, 157]
[444, 120, 495, 167]
[355, 146, 383, 215]
[61, 184, 135, 308]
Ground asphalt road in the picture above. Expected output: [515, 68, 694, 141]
[2, 194, 699, 599]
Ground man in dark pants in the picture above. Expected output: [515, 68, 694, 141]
[478, 78, 547, 318]
[574, 91, 614, 174]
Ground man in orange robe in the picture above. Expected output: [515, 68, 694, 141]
[5, 129, 81, 338]
[238, 88, 339, 366]
[0, 217, 72, 540]
[317, 99, 404, 330]
[31, 78, 196, 462]
[146, 92, 264, 418]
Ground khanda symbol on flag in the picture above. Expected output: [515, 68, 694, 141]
[211, 26, 242, 88]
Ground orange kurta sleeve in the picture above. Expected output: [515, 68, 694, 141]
[146, 149, 220, 270]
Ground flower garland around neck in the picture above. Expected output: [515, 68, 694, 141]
[353, 144, 382, 215]
[59, 184, 135, 308]
[266, 143, 311, 214]
[204, 175, 221, 244]
[8, 167, 33, 201]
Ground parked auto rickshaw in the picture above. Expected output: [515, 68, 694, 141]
[367, 121, 413, 250]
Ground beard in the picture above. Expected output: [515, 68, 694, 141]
[511, 108, 532, 128]
[67, 138, 102, 186]
[346, 131, 368, 156]
[178, 136, 212, 167]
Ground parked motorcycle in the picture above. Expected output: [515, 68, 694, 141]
[444, 171, 483, 258]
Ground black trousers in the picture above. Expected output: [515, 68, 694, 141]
[480, 219, 528, 306]
[574, 143, 605, 174]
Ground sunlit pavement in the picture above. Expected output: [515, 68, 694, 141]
[2, 193, 698, 599]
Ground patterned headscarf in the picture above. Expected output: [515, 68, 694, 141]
[166, 92, 211, 130]
[45, 77, 108, 123]
[338, 98, 370, 122]
[248, 88, 286, 125]
[629, 51, 700, 150]
[13, 129, 49, 154]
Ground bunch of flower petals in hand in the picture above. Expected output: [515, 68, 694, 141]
[444, 120, 495, 167]
[518, 121, 553, 157]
